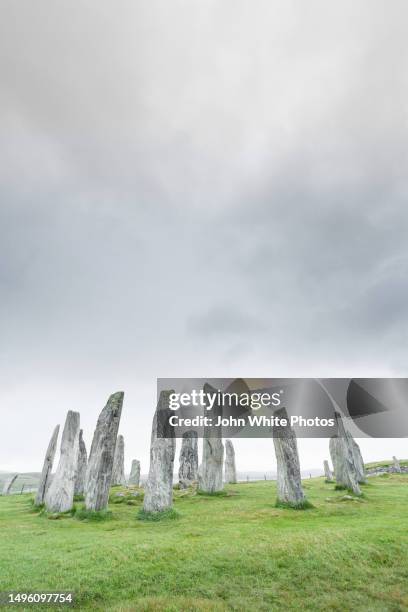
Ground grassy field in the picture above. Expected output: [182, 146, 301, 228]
[365, 459, 408, 470]
[0, 476, 408, 611]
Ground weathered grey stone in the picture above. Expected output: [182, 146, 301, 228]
[198, 383, 224, 493]
[224, 439, 237, 484]
[128, 459, 141, 486]
[35, 425, 60, 505]
[273, 407, 306, 506]
[178, 430, 198, 488]
[45, 411, 80, 512]
[392, 456, 401, 473]
[199, 437, 224, 493]
[323, 459, 333, 481]
[329, 412, 361, 495]
[346, 432, 367, 483]
[2, 474, 18, 495]
[329, 437, 342, 478]
[112, 435, 126, 486]
[367, 464, 408, 476]
[74, 429, 88, 496]
[143, 390, 176, 513]
[85, 391, 124, 511]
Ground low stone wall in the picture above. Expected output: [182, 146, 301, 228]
[366, 466, 408, 476]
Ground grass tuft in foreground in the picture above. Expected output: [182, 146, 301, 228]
[74, 507, 113, 521]
[39, 506, 77, 520]
[28, 500, 44, 513]
[334, 484, 364, 497]
[137, 508, 180, 521]
[275, 498, 315, 510]
[196, 489, 229, 497]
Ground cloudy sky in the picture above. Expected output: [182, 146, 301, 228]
[1, 1, 407, 474]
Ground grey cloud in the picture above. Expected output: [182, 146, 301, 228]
[1, 0, 408, 471]
[188, 306, 265, 338]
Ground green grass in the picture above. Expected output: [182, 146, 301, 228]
[274, 498, 315, 510]
[137, 508, 180, 522]
[365, 459, 408, 469]
[74, 508, 112, 522]
[196, 489, 230, 497]
[0, 476, 407, 611]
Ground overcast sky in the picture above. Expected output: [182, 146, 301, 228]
[1, 1, 407, 474]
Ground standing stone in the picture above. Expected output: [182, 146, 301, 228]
[74, 430, 88, 496]
[35, 425, 60, 505]
[2, 474, 18, 495]
[346, 432, 367, 483]
[128, 460, 141, 486]
[323, 459, 334, 481]
[329, 436, 341, 478]
[329, 412, 361, 496]
[112, 435, 126, 486]
[178, 430, 198, 488]
[85, 392, 124, 511]
[198, 383, 224, 493]
[45, 411, 80, 513]
[143, 390, 176, 513]
[392, 456, 402, 473]
[273, 407, 306, 506]
[224, 439, 237, 484]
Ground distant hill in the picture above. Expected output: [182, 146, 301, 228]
[0, 472, 40, 493]
[365, 459, 408, 470]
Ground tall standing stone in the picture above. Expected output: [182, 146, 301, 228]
[329, 436, 341, 479]
[224, 439, 237, 484]
[346, 432, 366, 483]
[393, 456, 402, 473]
[198, 383, 224, 493]
[143, 390, 176, 513]
[323, 459, 333, 482]
[112, 435, 126, 486]
[2, 474, 18, 495]
[35, 425, 60, 505]
[128, 460, 141, 486]
[273, 407, 306, 506]
[178, 430, 198, 488]
[329, 412, 361, 496]
[74, 430, 88, 496]
[85, 392, 124, 511]
[45, 411, 80, 513]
